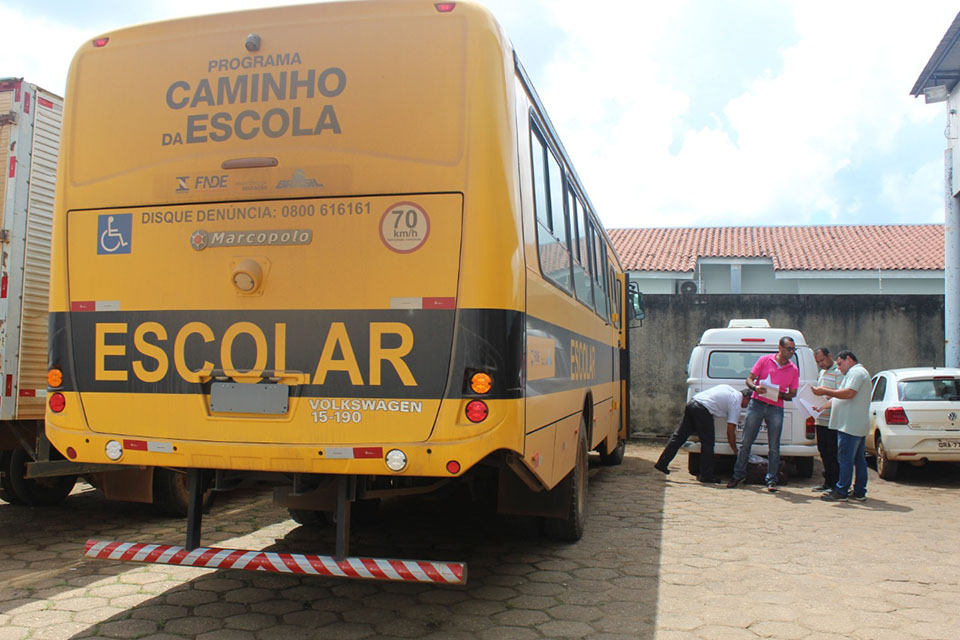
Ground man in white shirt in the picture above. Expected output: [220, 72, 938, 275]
[655, 385, 752, 483]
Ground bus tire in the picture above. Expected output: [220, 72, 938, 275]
[544, 422, 588, 542]
[289, 508, 333, 527]
[599, 438, 626, 466]
[153, 468, 215, 517]
[0, 451, 24, 505]
[6, 447, 76, 506]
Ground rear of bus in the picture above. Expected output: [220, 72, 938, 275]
[46, 2, 526, 484]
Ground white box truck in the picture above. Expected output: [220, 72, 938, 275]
[0, 78, 202, 512]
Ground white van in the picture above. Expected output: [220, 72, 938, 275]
[682, 319, 818, 477]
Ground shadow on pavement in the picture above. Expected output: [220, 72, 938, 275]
[58, 450, 665, 639]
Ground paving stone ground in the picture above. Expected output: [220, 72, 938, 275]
[0, 442, 958, 639]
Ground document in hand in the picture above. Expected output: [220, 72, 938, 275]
[758, 376, 779, 401]
[794, 384, 822, 419]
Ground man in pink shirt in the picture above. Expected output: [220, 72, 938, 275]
[726, 336, 800, 492]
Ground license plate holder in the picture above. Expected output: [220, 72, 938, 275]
[210, 382, 289, 415]
[937, 439, 960, 449]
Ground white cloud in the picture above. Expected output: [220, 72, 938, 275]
[527, 0, 958, 228]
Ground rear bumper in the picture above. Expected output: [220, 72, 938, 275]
[682, 442, 817, 457]
[878, 431, 960, 461]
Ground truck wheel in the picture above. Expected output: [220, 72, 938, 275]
[153, 468, 215, 517]
[6, 447, 76, 506]
[0, 451, 24, 504]
[876, 436, 899, 480]
[794, 457, 814, 478]
[599, 438, 626, 466]
[544, 422, 588, 542]
[687, 452, 701, 476]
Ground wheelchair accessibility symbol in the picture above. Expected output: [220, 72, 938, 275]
[97, 214, 132, 255]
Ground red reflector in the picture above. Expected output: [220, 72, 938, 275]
[885, 407, 909, 425]
[741, 338, 765, 342]
[38, 97, 54, 109]
[900, 452, 917, 456]
[465, 400, 488, 423]
[123, 439, 148, 451]
[1, 275, 6, 298]
[805, 416, 816, 436]
[4, 375, 11, 396]
[423, 297, 455, 309]
[8, 156, 14, 179]
[353, 447, 384, 459]
[19, 389, 35, 397]
[66, 447, 77, 460]
[70, 301, 96, 312]
[49, 392, 66, 413]
[435, 2, 456, 11]
[446, 460, 461, 474]
[93, 37, 110, 47]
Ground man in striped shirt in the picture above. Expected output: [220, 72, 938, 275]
[812, 347, 841, 492]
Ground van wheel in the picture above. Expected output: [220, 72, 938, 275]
[6, 447, 76, 506]
[544, 423, 588, 542]
[599, 438, 625, 466]
[153, 468, 215, 517]
[687, 452, 701, 476]
[794, 457, 814, 478]
[876, 436, 899, 480]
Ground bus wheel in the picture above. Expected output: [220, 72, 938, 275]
[289, 508, 333, 527]
[153, 468, 215, 517]
[544, 423, 588, 542]
[599, 438, 625, 466]
[6, 447, 76, 506]
[0, 451, 24, 504]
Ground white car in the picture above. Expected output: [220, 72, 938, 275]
[867, 367, 960, 479]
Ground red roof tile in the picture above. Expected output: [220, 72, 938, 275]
[608, 225, 943, 273]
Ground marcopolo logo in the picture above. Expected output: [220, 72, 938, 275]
[189, 228, 313, 251]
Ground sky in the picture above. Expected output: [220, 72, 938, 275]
[3, 0, 958, 230]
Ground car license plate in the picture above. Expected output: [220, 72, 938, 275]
[210, 382, 289, 414]
[736, 424, 768, 433]
[937, 439, 960, 449]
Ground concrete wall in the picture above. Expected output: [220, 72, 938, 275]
[628, 293, 945, 436]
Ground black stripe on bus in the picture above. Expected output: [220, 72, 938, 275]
[48, 308, 618, 400]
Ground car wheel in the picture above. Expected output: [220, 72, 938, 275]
[687, 452, 701, 476]
[876, 435, 899, 480]
[794, 457, 814, 478]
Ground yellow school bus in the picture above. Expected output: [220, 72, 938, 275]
[47, 0, 640, 580]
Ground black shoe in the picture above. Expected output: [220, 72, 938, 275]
[820, 491, 848, 502]
[766, 482, 779, 493]
[698, 477, 721, 484]
[811, 484, 830, 492]
[654, 463, 670, 475]
[726, 477, 744, 488]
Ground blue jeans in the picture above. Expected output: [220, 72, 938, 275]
[733, 399, 783, 483]
[835, 431, 867, 498]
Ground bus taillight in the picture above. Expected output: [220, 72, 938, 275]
[470, 372, 492, 395]
[465, 400, 488, 423]
[93, 37, 110, 47]
[47, 367, 63, 388]
[49, 392, 66, 413]
[435, 3, 456, 12]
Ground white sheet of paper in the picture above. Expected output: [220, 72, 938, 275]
[795, 384, 823, 419]
[758, 376, 778, 400]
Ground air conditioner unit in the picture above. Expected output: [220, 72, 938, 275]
[677, 280, 699, 295]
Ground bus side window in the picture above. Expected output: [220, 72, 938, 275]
[609, 265, 620, 328]
[572, 195, 592, 307]
[530, 123, 572, 293]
